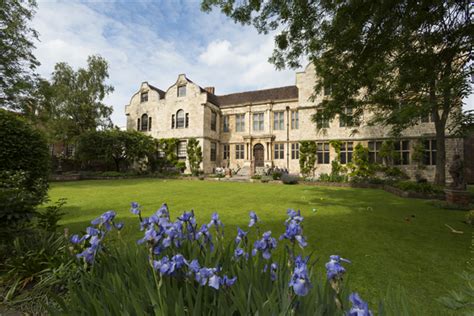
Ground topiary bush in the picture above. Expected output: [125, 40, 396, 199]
[0, 110, 50, 232]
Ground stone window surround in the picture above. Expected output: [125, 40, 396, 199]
[291, 110, 299, 129]
[394, 140, 410, 165]
[140, 91, 148, 103]
[235, 114, 245, 132]
[317, 142, 330, 164]
[291, 143, 299, 159]
[222, 144, 229, 160]
[340, 141, 353, 164]
[235, 144, 245, 159]
[273, 111, 285, 130]
[177, 85, 186, 97]
[274, 143, 284, 159]
[253, 112, 265, 132]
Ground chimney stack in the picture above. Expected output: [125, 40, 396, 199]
[204, 87, 215, 94]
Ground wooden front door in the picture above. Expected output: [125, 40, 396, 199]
[253, 144, 264, 167]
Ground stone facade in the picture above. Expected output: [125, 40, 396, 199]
[125, 64, 464, 180]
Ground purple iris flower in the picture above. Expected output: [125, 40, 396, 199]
[115, 222, 124, 230]
[248, 211, 259, 227]
[137, 226, 161, 245]
[70, 234, 85, 244]
[156, 203, 169, 218]
[325, 255, 351, 280]
[130, 202, 140, 215]
[235, 227, 248, 244]
[178, 210, 196, 226]
[196, 224, 214, 251]
[348, 293, 373, 316]
[76, 247, 96, 264]
[208, 212, 224, 232]
[162, 222, 184, 248]
[264, 263, 278, 281]
[220, 275, 237, 287]
[280, 220, 307, 248]
[171, 254, 187, 269]
[286, 209, 303, 223]
[252, 231, 277, 260]
[234, 247, 247, 260]
[289, 255, 312, 296]
[153, 256, 176, 275]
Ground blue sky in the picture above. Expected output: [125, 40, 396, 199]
[33, 0, 473, 127]
[33, 0, 300, 127]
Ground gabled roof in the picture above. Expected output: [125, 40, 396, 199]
[148, 84, 166, 99]
[214, 86, 298, 107]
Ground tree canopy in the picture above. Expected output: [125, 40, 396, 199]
[202, 0, 473, 184]
[0, 0, 39, 110]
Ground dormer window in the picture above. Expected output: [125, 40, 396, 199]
[177, 85, 186, 97]
[140, 92, 148, 103]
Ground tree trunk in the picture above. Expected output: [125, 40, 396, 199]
[434, 120, 446, 185]
[114, 158, 120, 172]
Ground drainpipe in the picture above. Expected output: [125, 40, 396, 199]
[286, 106, 290, 171]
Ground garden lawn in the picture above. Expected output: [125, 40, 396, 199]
[47, 179, 471, 314]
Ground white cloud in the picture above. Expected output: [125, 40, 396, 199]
[32, 1, 302, 127]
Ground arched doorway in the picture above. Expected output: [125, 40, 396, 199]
[253, 143, 264, 167]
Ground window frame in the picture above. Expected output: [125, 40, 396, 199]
[422, 139, 436, 165]
[140, 92, 148, 103]
[394, 140, 410, 165]
[141, 114, 148, 131]
[368, 141, 383, 164]
[177, 85, 186, 97]
[316, 110, 329, 128]
[291, 143, 299, 159]
[177, 141, 187, 159]
[210, 142, 217, 161]
[253, 112, 265, 132]
[316, 142, 330, 164]
[236, 114, 246, 132]
[235, 144, 244, 159]
[339, 107, 357, 128]
[340, 142, 353, 164]
[211, 111, 217, 131]
[291, 110, 299, 129]
[273, 111, 285, 130]
[176, 110, 185, 129]
[274, 143, 284, 160]
[223, 115, 229, 132]
[223, 144, 229, 160]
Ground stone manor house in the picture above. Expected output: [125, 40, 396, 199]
[125, 63, 465, 180]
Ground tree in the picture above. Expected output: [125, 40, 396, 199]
[202, 0, 472, 185]
[50, 55, 114, 141]
[77, 130, 153, 172]
[299, 141, 316, 178]
[187, 138, 203, 175]
[0, 0, 39, 110]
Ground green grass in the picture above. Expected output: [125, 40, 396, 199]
[47, 178, 472, 314]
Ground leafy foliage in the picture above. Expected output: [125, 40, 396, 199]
[36, 199, 67, 232]
[48, 55, 114, 140]
[148, 138, 181, 173]
[281, 173, 299, 185]
[201, 0, 472, 186]
[186, 138, 203, 175]
[0, 0, 39, 110]
[0, 110, 49, 233]
[393, 181, 444, 195]
[298, 141, 316, 177]
[329, 140, 346, 178]
[347, 144, 374, 180]
[438, 266, 474, 314]
[77, 129, 154, 172]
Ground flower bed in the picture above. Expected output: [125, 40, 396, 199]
[58, 203, 375, 314]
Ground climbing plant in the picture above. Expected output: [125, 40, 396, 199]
[187, 138, 203, 176]
[299, 141, 317, 178]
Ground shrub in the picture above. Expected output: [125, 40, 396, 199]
[251, 174, 261, 180]
[272, 171, 282, 180]
[393, 181, 443, 194]
[383, 166, 410, 181]
[319, 173, 347, 183]
[299, 141, 317, 177]
[0, 110, 50, 231]
[36, 199, 67, 232]
[281, 173, 299, 184]
[100, 171, 125, 177]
